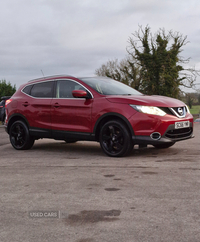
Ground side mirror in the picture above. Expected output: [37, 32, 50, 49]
[72, 90, 88, 98]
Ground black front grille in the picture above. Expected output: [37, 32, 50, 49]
[159, 106, 188, 118]
[159, 107, 174, 115]
[165, 127, 193, 139]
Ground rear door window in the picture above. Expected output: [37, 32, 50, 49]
[30, 81, 54, 98]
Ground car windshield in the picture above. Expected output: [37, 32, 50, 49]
[79, 77, 142, 95]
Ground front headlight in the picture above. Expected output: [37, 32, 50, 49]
[130, 105, 166, 116]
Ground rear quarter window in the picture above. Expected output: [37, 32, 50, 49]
[22, 85, 33, 95]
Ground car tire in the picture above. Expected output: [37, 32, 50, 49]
[9, 120, 35, 150]
[153, 142, 175, 149]
[99, 120, 133, 157]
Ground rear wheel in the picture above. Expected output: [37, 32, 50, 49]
[99, 120, 133, 157]
[9, 120, 35, 150]
[153, 142, 175, 149]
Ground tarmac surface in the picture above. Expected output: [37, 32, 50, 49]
[0, 124, 200, 242]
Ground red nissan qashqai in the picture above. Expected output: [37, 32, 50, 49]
[5, 75, 193, 157]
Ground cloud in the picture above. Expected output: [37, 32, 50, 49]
[0, 0, 200, 89]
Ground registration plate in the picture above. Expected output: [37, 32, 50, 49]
[175, 121, 190, 129]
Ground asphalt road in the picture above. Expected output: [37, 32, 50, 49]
[0, 124, 200, 242]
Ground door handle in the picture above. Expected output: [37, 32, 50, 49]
[22, 102, 29, 107]
[53, 103, 60, 108]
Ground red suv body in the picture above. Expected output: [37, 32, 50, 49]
[5, 75, 194, 157]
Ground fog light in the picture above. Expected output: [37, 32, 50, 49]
[150, 132, 161, 140]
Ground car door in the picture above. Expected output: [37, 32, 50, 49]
[51, 79, 93, 136]
[22, 81, 54, 131]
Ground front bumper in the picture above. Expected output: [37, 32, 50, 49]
[128, 110, 194, 145]
[132, 123, 194, 145]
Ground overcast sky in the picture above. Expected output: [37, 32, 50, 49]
[1, 0, 200, 91]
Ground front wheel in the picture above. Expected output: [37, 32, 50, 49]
[9, 120, 35, 150]
[99, 120, 133, 157]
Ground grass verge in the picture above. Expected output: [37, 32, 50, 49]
[190, 105, 200, 115]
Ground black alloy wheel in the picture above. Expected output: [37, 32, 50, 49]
[9, 120, 35, 150]
[99, 120, 133, 157]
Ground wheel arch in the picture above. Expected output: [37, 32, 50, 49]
[93, 112, 134, 142]
[7, 114, 30, 134]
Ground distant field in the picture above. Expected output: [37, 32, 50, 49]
[190, 105, 200, 115]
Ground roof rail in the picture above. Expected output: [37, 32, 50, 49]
[28, 74, 75, 82]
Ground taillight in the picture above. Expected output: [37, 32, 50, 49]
[5, 99, 12, 107]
